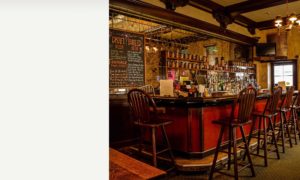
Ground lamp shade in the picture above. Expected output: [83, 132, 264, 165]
[275, 16, 283, 23]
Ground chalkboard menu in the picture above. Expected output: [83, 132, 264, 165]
[109, 29, 145, 88]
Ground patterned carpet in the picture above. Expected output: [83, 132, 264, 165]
[119, 141, 300, 179]
[169, 143, 300, 180]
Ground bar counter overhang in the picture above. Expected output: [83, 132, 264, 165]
[110, 92, 280, 158]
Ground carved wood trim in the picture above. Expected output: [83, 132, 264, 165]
[160, 0, 189, 11]
[189, 0, 256, 34]
[110, 0, 258, 45]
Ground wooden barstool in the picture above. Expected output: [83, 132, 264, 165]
[209, 87, 256, 180]
[276, 86, 294, 153]
[246, 87, 281, 167]
[127, 89, 175, 168]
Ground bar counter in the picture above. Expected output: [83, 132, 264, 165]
[151, 93, 269, 158]
[153, 93, 269, 107]
[110, 91, 297, 158]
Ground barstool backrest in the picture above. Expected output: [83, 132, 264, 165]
[265, 87, 282, 114]
[127, 88, 158, 124]
[282, 86, 294, 109]
[292, 91, 299, 107]
[138, 85, 156, 96]
[236, 87, 257, 123]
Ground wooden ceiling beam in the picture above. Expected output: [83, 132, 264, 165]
[110, 0, 258, 45]
[226, 0, 299, 16]
[256, 20, 275, 30]
[189, 0, 256, 34]
[189, 0, 224, 12]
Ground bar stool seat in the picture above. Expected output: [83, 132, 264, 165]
[127, 88, 175, 169]
[209, 87, 256, 180]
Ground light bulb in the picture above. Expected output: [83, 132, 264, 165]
[275, 22, 282, 27]
[289, 13, 297, 23]
[145, 46, 150, 51]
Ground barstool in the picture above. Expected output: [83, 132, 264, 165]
[276, 86, 294, 153]
[246, 87, 281, 167]
[209, 87, 256, 180]
[127, 88, 175, 168]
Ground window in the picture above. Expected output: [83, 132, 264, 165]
[271, 61, 297, 89]
[274, 64, 293, 86]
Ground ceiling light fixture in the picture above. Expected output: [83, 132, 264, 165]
[274, 0, 299, 31]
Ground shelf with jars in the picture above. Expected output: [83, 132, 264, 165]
[159, 50, 257, 97]
[160, 50, 256, 75]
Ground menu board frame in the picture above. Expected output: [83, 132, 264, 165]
[109, 28, 145, 88]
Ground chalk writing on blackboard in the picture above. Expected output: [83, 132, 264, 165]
[109, 29, 144, 88]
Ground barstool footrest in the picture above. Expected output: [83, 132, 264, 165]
[156, 148, 170, 155]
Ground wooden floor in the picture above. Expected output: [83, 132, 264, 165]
[109, 148, 166, 179]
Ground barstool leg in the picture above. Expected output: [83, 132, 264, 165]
[243, 117, 256, 161]
[247, 116, 256, 145]
[296, 109, 300, 140]
[284, 112, 293, 148]
[138, 128, 144, 154]
[240, 126, 256, 177]
[209, 125, 225, 180]
[292, 109, 298, 145]
[233, 127, 238, 180]
[151, 127, 157, 167]
[161, 125, 175, 166]
[279, 111, 286, 153]
[269, 117, 280, 159]
[228, 127, 232, 170]
[263, 117, 268, 166]
[257, 117, 262, 155]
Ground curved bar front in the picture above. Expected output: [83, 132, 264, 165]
[152, 94, 270, 158]
[109, 91, 297, 158]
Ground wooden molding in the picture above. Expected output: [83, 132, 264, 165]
[212, 10, 233, 29]
[110, 0, 258, 45]
[253, 56, 298, 63]
[160, 0, 189, 11]
[189, 0, 224, 11]
[189, 0, 256, 34]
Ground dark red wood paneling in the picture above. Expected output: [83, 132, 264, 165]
[202, 105, 232, 150]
